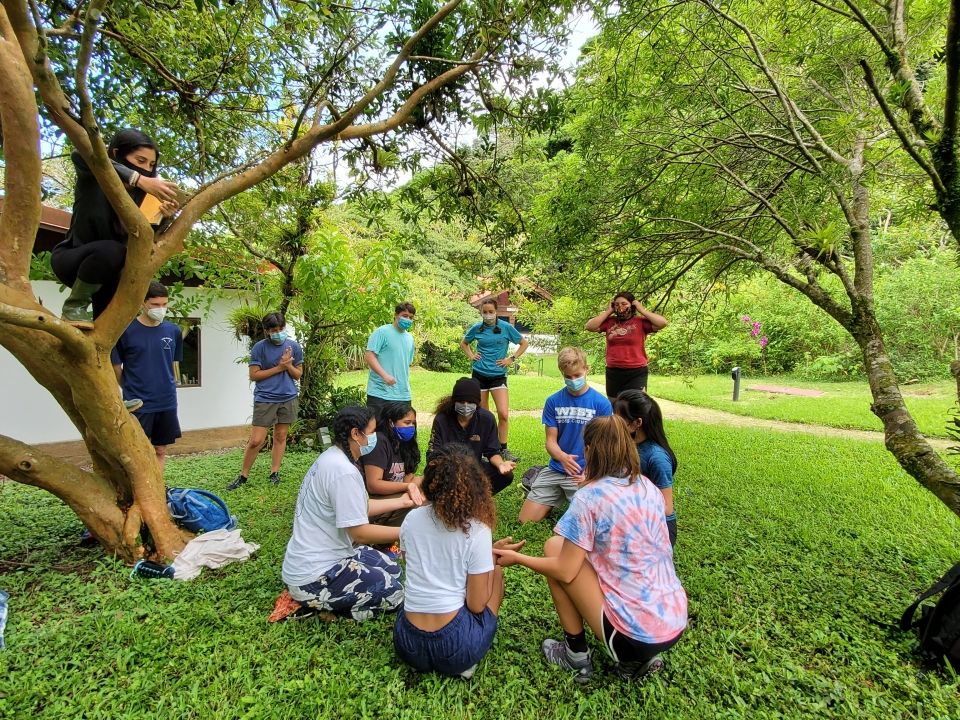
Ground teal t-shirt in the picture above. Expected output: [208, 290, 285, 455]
[464, 320, 523, 378]
[366, 323, 415, 401]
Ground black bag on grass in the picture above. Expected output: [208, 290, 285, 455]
[900, 561, 960, 670]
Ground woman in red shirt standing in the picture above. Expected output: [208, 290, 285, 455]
[585, 292, 669, 401]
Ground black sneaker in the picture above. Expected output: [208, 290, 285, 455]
[226, 474, 248, 491]
[615, 654, 664, 681]
[269, 471, 281, 485]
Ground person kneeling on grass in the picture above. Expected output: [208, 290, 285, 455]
[494, 415, 687, 683]
[394, 443, 525, 679]
[281, 405, 423, 621]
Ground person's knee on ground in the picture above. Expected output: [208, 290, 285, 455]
[518, 499, 552, 523]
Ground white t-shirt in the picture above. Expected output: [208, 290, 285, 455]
[400, 505, 493, 614]
[282, 446, 369, 589]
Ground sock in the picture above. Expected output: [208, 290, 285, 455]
[238, 474, 247, 481]
[564, 631, 588, 654]
[501, 443, 508, 451]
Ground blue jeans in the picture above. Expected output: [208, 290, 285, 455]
[394, 605, 498, 676]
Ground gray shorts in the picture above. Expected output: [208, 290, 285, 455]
[526, 467, 580, 508]
[252, 398, 299, 427]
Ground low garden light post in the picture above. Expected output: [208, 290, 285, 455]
[732, 366, 741, 401]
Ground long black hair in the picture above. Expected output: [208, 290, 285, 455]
[376, 402, 421, 474]
[332, 405, 375, 456]
[613, 390, 677, 472]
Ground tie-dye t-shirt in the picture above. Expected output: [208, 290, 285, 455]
[554, 474, 687, 643]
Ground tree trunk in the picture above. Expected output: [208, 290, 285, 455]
[857, 318, 960, 514]
[0, 326, 190, 562]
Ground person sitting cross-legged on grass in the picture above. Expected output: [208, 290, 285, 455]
[518, 347, 612, 523]
[281, 405, 422, 621]
[494, 415, 687, 683]
[393, 443, 525, 679]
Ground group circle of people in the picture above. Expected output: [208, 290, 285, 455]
[61, 130, 683, 684]
[278, 297, 687, 684]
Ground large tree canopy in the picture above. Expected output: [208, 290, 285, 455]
[0, 0, 574, 561]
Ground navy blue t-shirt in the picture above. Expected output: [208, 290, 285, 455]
[111, 319, 183, 413]
[638, 440, 676, 522]
[249, 338, 303, 403]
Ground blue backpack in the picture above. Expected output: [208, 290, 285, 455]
[166, 488, 237, 534]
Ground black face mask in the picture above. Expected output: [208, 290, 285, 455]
[119, 157, 158, 178]
[613, 310, 633, 321]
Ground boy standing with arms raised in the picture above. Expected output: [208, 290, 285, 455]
[519, 347, 612, 523]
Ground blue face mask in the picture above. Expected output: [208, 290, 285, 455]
[397, 317, 413, 331]
[359, 431, 378, 456]
[269, 331, 287, 345]
[564, 376, 587, 392]
[393, 425, 416, 442]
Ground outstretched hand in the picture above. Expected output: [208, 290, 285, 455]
[493, 548, 521, 567]
[406, 483, 425, 506]
[493, 536, 526, 552]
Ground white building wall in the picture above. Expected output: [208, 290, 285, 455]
[0, 281, 254, 444]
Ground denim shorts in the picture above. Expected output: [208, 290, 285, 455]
[394, 605, 498, 676]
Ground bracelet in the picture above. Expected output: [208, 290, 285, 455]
[510, 355, 517, 361]
[129, 171, 140, 188]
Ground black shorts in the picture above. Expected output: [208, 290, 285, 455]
[605, 366, 649, 399]
[601, 612, 682, 663]
[472, 371, 508, 391]
[134, 409, 182, 447]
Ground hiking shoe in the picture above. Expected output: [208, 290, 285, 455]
[542, 638, 593, 684]
[226, 474, 248, 491]
[459, 663, 478, 680]
[501, 448, 520, 463]
[269, 471, 281, 485]
[123, 398, 144, 412]
[615, 654, 664, 681]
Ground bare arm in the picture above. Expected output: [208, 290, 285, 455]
[249, 364, 285, 382]
[585, 306, 614, 332]
[494, 537, 587, 584]
[634, 300, 668, 330]
[363, 463, 408, 497]
[660, 486, 674, 517]
[545, 426, 581, 476]
[368, 494, 415, 516]
[460, 338, 479, 361]
[347, 523, 401, 545]
[465, 571, 494, 614]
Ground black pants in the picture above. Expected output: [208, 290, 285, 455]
[365, 395, 412, 422]
[51, 240, 126, 318]
[483, 459, 513, 495]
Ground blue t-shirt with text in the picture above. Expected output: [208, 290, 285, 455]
[111, 319, 182, 413]
[541, 386, 612, 475]
[250, 338, 303, 403]
[366, 323, 415, 401]
[464, 320, 523, 377]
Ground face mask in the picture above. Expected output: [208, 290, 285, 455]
[145, 307, 167, 322]
[393, 425, 416, 442]
[358, 431, 378, 456]
[397, 317, 413, 331]
[564, 376, 587, 392]
[482, 313, 496, 325]
[454, 402, 477, 417]
[269, 331, 287, 345]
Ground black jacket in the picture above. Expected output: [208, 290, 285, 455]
[427, 408, 501, 464]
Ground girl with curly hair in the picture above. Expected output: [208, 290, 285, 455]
[393, 443, 524, 679]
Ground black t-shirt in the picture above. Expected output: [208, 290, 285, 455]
[427, 408, 500, 464]
[360, 431, 408, 484]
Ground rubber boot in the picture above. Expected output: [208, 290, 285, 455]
[61, 279, 100, 330]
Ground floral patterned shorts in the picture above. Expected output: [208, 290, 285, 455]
[290, 546, 403, 621]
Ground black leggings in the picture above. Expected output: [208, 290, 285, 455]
[601, 613, 682, 663]
[482, 460, 513, 495]
[51, 241, 126, 318]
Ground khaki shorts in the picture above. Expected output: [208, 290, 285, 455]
[252, 398, 299, 427]
[526, 467, 580, 508]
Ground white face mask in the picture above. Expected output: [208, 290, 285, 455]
[482, 312, 497, 324]
[145, 307, 167, 322]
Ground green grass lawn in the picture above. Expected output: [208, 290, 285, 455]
[648, 373, 957, 438]
[2, 418, 959, 718]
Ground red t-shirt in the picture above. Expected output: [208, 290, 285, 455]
[599, 315, 656, 368]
